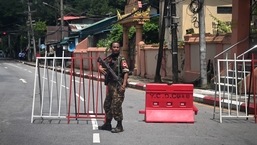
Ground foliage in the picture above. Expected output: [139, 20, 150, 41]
[0, 0, 159, 32]
[96, 24, 123, 49]
[96, 39, 113, 51]
[0, 0, 159, 55]
[33, 21, 47, 38]
[129, 26, 136, 39]
[0, 0, 26, 32]
[35, 1, 58, 25]
[109, 24, 124, 43]
[70, 0, 126, 17]
[143, 17, 159, 44]
[96, 15, 159, 47]
[210, 14, 231, 34]
[108, 0, 126, 12]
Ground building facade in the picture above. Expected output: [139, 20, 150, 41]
[177, 0, 232, 41]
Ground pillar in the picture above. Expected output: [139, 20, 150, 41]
[139, 41, 145, 77]
[231, 0, 250, 56]
[134, 24, 143, 75]
[122, 26, 129, 65]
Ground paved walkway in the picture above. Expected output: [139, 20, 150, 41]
[18, 59, 255, 113]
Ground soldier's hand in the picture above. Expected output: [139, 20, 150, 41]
[119, 85, 126, 93]
[99, 65, 107, 75]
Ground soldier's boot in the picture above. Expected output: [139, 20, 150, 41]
[111, 121, 124, 133]
[98, 119, 112, 131]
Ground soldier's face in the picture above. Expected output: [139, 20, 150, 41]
[111, 43, 120, 54]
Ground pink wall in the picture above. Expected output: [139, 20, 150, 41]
[73, 42, 185, 81]
[73, 47, 106, 71]
[183, 33, 231, 82]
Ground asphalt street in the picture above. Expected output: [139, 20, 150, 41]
[1, 59, 257, 145]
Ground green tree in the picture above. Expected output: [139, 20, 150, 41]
[0, 0, 26, 31]
[34, 21, 47, 38]
[96, 24, 123, 49]
[71, 0, 125, 17]
[97, 17, 159, 48]
[143, 17, 159, 44]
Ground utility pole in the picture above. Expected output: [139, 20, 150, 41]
[198, 0, 207, 87]
[27, 25, 31, 60]
[170, 0, 179, 83]
[154, 0, 168, 83]
[60, 0, 64, 40]
[27, 2, 36, 61]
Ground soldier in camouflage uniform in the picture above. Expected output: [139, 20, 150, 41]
[98, 42, 129, 133]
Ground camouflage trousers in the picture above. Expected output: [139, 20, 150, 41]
[104, 82, 125, 121]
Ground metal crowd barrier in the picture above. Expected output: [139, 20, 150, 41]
[216, 53, 256, 123]
[31, 51, 106, 123]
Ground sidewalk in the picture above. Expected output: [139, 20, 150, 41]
[19, 60, 255, 113]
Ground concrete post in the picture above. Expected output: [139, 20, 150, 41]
[122, 26, 129, 66]
[135, 24, 143, 75]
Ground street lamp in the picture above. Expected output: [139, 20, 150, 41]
[42, 1, 64, 40]
[42, 2, 58, 11]
[43, 2, 58, 25]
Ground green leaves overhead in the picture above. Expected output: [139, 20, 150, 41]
[0, 0, 26, 31]
[0, 0, 127, 31]
[66, 0, 126, 17]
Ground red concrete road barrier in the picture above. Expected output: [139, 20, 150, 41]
[139, 83, 198, 123]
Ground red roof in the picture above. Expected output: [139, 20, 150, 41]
[58, 16, 86, 21]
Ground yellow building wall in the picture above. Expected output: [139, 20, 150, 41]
[178, 0, 232, 40]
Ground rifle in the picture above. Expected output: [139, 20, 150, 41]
[97, 56, 122, 86]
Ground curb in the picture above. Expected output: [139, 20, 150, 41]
[127, 82, 146, 90]
[127, 81, 255, 114]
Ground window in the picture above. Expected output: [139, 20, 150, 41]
[217, 7, 232, 14]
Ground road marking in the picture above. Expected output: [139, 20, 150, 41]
[19, 78, 27, 83]
[41, 77, 83, 84]
[91, 118, 99, 130]
[75, 80, 84, 84]
[4, 67, 7, 69]
[6, 63, 33, 73]
[76, 93, 84, 102]
[89, 111, 100, 144]
[93, 133, 100, 143]
[7, 63, 23, 69]
[62, 85, 69, 89]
